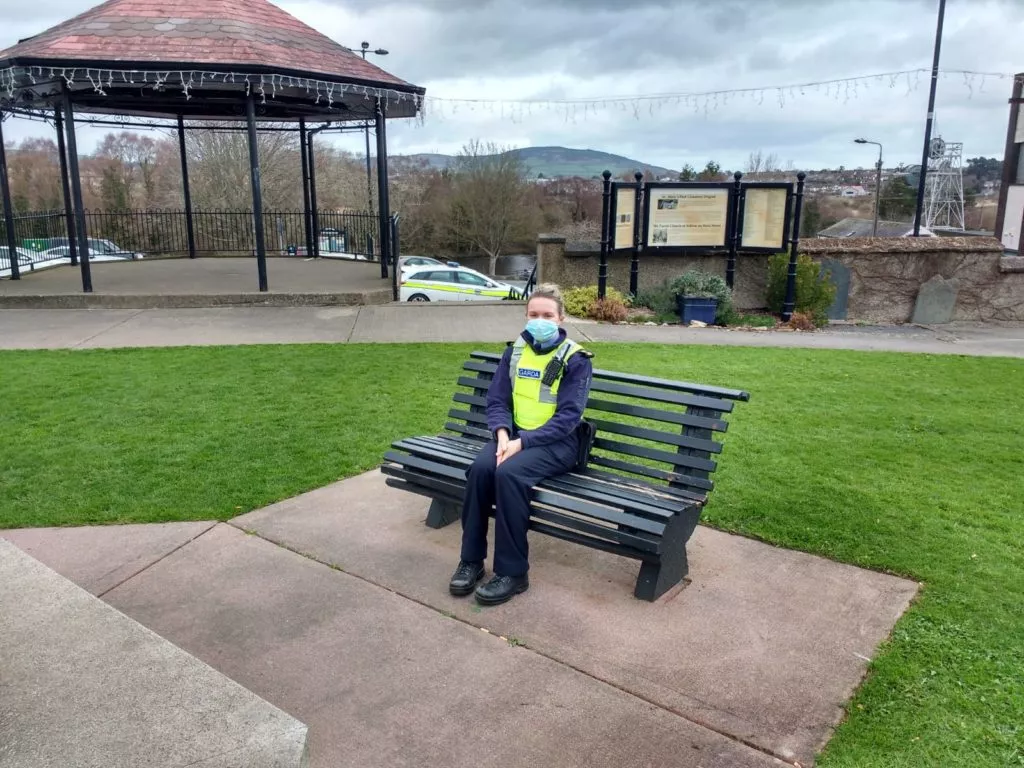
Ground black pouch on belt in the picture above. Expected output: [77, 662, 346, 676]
[574, 420, 596, 471]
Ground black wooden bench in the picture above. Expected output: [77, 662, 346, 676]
[381, 350, 750, 601]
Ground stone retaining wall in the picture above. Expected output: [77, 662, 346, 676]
[535, 234, 1023, 323]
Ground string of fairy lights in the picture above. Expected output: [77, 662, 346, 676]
[417, 68, 1022, 125]
[1, 67, 1018, 132]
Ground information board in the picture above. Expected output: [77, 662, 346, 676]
[741, 187, 789, 250]
[645, 186, 730, 248]
[613, 186, 637, 251]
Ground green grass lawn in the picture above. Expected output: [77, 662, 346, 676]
[1, 343, 1022, 766]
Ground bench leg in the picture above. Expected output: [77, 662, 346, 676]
[425, 498, 461, 529]
[633, 505, 700, 601]
[634, 549, 688, 602]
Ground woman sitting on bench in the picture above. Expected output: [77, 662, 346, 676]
[450, 284, 594, 605]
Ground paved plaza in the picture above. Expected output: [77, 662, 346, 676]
[4, 471, 918, 767]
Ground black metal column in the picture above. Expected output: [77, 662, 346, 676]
[365, 120, 374, 213]
[726, 171, 743, 289]
[307, 133, 320, 258]
[54, 108, 78, 267]
[0, 113, 21, 280]
[912, 0, 946, 236]
[61, 84, 92, 293]
[177, 116, 196, 258]
[629, 170, 643, 297]
[374, 98, 391, 280]
[245, 92, 268, 292]
[781, 172, 807, 322]
[299, 119, 314, 259]
[598, 170, 612, 299]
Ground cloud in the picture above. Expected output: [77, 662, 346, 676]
[1, 0, 1020, 171]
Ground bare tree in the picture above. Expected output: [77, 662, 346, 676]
[6, 138, 63, 211]
[448, 139, 536, 275]
[185, 124, 302, 210]
[95, 132, 161, 208]
[746, 150, 765, 175]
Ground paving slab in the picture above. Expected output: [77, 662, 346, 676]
[0, 308, 141, 349]
[2, 520, 217, 596]
[347, 302, 528, 343]
[234, 470, 919, 766]
[0, 539, 309, 768]
[103, 523, 782, 768]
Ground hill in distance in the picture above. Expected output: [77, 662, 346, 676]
[397, 146, 677, 180]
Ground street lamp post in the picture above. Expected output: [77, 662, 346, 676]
[855, 138, 883, 237]
[912, 0, 946, 236]
[357, 42, 388, 215]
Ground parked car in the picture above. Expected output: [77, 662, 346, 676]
[0, 246, 37, 278]
[42, 245, 133, 263]
[400, 265, 514, 302]
[40, 238, 142, 259]
[398, 256, 460, 275]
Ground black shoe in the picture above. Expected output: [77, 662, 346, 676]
[449, 560, 485, 596]
[474, 574, 529, 606]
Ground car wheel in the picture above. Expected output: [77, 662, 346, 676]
[408, 293, 430, 302]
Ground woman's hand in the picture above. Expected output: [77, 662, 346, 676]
[497, 438, 522, 466]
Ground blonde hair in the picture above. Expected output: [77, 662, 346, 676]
[527, 283, 564, 316]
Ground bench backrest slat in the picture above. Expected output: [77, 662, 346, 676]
[449, 408, 488, 425]
[446, 422, 492, 441]
[448, 350, 748, 500]
[453, 392, 488, 409]
[588, 454, 714, 491]
[588, 379, 735, 413]
[586, 418, 723, 454]
[586, 397, 728, 433]
[592, 436, 717, 475]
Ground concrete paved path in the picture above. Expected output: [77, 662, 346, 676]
[0, 539, 310, 768]
[2, 303, 1023, 356]
[3, 471, 918, 767]
[4, 523, 785, 768]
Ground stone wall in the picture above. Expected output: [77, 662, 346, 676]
[535, 234, 1024, 323]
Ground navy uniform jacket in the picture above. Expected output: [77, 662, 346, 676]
[485, 329, 593, 449]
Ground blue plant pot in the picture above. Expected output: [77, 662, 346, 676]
[677, 296, 718, 325]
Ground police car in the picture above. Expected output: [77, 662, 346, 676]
[400, 264, 516, 302]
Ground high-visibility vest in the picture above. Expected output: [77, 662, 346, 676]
[509, 337, 586, 431]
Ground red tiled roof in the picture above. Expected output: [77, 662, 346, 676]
[0, 0, 415, 90]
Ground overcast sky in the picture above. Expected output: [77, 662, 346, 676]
[2, 0, 1022, 171]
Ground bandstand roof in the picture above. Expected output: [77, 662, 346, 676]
[0, 0, 425, 122]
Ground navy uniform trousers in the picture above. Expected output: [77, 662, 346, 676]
[460, 432, 579, 577]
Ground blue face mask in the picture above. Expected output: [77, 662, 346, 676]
[525, 318, 559, 343]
